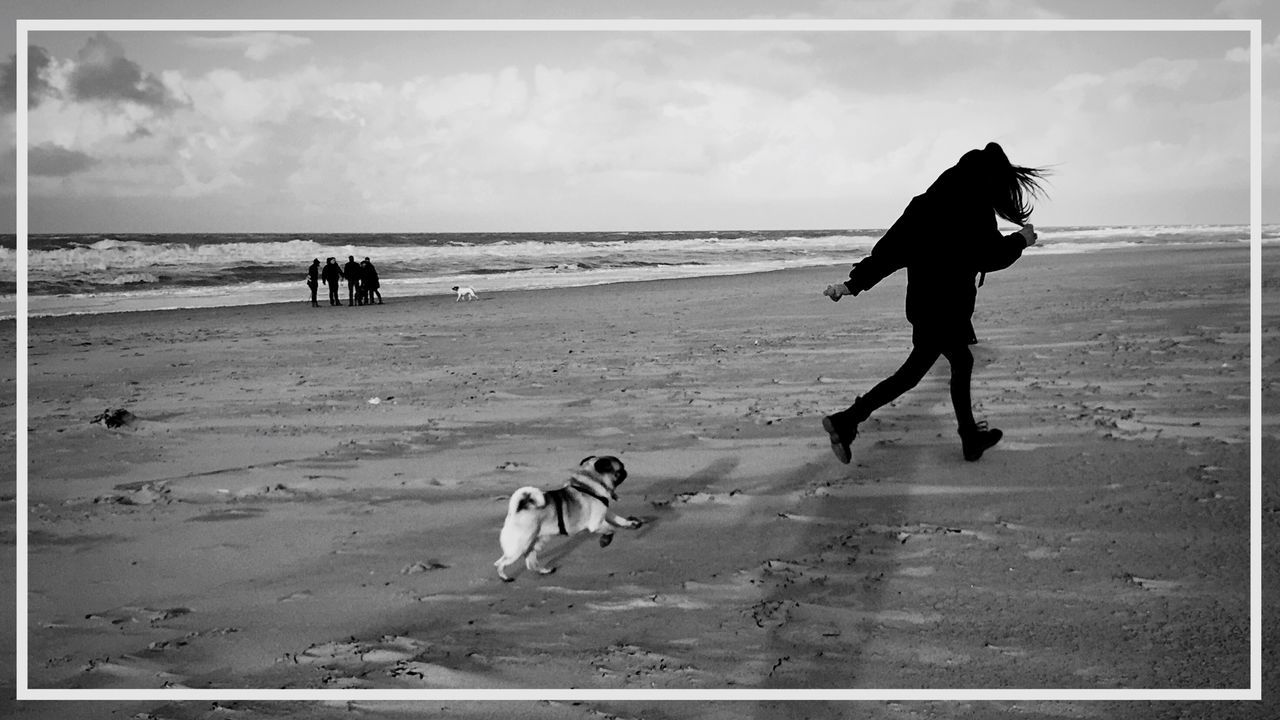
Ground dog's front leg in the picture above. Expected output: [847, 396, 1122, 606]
[607, 512, 643, 530]
[597, 513, 643, 547]
[583, 516, 617, 548]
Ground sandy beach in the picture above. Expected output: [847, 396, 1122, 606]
[5, 244, 1276, 718]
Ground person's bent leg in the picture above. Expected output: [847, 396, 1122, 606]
[850, 343, 940, 422]
[823, 342, 940, 463]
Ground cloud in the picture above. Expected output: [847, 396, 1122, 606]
[1028, 45, 1250, 223]
[0, 53, 14, 112]
[19, 28, 1259, 229]
[29, 143, 97, 177]
[185, 67, 312, 126]
[203, 37, 1243, 224]
[812, 0, 1063, 20]
[2, 45, 58, 113]
[182, 32, 313, 62]
[412, 66, 530, 121]
[68, 32, 177, 108]
[1213, 0, 1263, 18]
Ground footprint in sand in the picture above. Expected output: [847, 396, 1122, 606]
[1127, 576, 1183, 595]
[189, 507, 265, 522]
[651, 490, 749, 507]
[400, 560, 449, 574]
[80, 654, 189, 687]
[145, 627, 238, 652]
[94, 481, 173, 506]
[284, 635, 423, 670]
[84, 605, 193, 626]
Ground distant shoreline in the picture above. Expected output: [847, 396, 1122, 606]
[6, 221, 1276, 242]
[13, 225, 1264, 321]
[20, 243, 1257, 323]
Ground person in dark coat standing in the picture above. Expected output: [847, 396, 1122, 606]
[344, 256, 362, 307]
[821, 142, 1048, 464]
[306, 258, 320, 307]
[361, 257, 382, 305]
[321, 257, 343, 306]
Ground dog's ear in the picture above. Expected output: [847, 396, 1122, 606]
[579, 456, 619, 475]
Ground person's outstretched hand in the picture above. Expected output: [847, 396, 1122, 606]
[824, 283, 850, 302]
[1019, 223, 1038, 247]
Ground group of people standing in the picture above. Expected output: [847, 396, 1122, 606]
[307, 255, 382, 307]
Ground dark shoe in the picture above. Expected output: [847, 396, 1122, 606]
[960, 421, 1002, 461]
[822, 414, 857, 464]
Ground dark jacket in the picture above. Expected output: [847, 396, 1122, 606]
[360, 263, 380, 289]
[843, 171, 1029, 343]
[321, 263, 343, 285]
[344, 260, 362, 284]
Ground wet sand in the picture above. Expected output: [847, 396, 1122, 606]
[5, 244, 1277, 719]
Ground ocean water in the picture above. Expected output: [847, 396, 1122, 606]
[6, 224, 1270, 319]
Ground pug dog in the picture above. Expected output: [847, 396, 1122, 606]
[494, 455, 642, 581]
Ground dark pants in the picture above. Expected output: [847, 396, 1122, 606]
[327, 282, 340, 305]
[308, 281, 318, 306]
[843, 337, 976, 431]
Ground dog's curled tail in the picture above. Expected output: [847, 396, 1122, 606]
[508, 486, 546, 515]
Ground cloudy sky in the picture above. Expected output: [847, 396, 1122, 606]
[2, 0, 1274, 233]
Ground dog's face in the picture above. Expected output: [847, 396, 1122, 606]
[580, 455, 626, 489]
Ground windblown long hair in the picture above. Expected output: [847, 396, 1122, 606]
[931, 142, 1050, 226]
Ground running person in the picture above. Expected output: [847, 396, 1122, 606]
[821, 142, 1048, 463]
